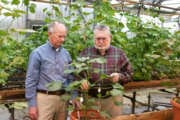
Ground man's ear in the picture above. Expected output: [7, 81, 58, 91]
[48, 32, 51, 36]
[110, 35, 112, 41]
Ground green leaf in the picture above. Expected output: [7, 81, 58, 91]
[66, 81, 82, 91]
[46, 81, 62, 91]
[67, 104, 74, 111]
[3, 12, 12, 16]
[112, 83, 124, 90]
[74, 67, 88, 74]
[12, 102, 27, 109]
[14, 9, 26, 14]
[29, 3, 36, 13]
[93, 68, 100, 73]
[1, 0, 9, 4]
[77, 57, 90, 62]
[110, 89, 123, 96]
[109, 83, 124, 96]
[0, 30, 8, 36]
[23, 0, 29, 6]
[100, 111, 111, 119]
[89, 57, 106, 64]
[99, 73, 109, 80]
[11, 0, 20, 5]
[60, 94, 71, 101]
[118, 22, 124, 29]
[43, 8, 48, 12]
[74, 62, 86, 68]
[52, 5, 62, 16]
[114, 100, 122, 106]
[64, 69, 75, 74]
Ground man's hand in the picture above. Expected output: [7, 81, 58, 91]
[110, 73, 120, 83]
[29, 106, 38, 120]
[80, 79, 89, 91]
[71, 99, 81, 110]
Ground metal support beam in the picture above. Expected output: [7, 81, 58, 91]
[4, 104, 15, 120]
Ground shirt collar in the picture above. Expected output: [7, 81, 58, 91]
[47, 40, 61, 52]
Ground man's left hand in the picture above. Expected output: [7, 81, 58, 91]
[70, 99, 81, 110]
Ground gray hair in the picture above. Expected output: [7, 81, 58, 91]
[93, 25, 111, 35]
[48, 21, 66, 33]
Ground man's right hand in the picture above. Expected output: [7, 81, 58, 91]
[29, 106, 38, 120]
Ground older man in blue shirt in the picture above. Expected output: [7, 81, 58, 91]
[25, 21, 73, 120]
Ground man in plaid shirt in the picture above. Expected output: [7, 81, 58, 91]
[80, 25, 133, 118]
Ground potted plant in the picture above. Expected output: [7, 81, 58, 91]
[171, 96, 180, 120]
[64, 57, 124, 120]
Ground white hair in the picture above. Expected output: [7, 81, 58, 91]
[48, 21, 66, 33]
[93, 25, 111, 35]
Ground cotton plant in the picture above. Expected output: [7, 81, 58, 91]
[64, 56, 124, 118]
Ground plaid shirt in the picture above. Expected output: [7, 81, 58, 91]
[80, 45, 133, 86]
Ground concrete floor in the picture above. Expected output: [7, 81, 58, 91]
[0, 88, 176, 120]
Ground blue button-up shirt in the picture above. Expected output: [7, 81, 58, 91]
[25, 41, 73, 107]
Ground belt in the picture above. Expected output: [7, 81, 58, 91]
[37, 89, 65, 95]
[88, 88, 111, 98]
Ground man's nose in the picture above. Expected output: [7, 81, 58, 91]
[60, 37, 65, 41]
[98, 39, 105, 43]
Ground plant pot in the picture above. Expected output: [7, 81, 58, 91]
[70, 109, 105, 120]
[171, 97, 180, 120]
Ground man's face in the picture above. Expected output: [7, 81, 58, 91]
[94, 30, 111, 50]
[48, 24, 67, 48]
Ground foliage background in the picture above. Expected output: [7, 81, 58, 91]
[0, 0, 179, 84]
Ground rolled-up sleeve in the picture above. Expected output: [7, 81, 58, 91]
[25, 50, 40, 107]
[119, 52, 133, 84]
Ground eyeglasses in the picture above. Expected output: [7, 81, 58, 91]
[54, 33, 66, 39]
[95, 37, 107, 41]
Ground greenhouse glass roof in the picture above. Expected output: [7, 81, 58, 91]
[32, 0, 180, 22]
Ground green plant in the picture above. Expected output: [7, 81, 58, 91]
[0, 0, 36, 84]
[64, 57, 124, 119]
[61, 1, 179, 81]
[47, 56, 124, 119]
[0, 31, 27, 84]
[1, 0, 179, 85]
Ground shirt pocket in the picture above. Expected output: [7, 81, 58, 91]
[57, 57, 70, 76]
[41, 58, 55, 74]
[106, 59, 119, 74]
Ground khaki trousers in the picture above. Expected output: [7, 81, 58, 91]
[94, 95, 123, 118]
[37, 93, 67, 120]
